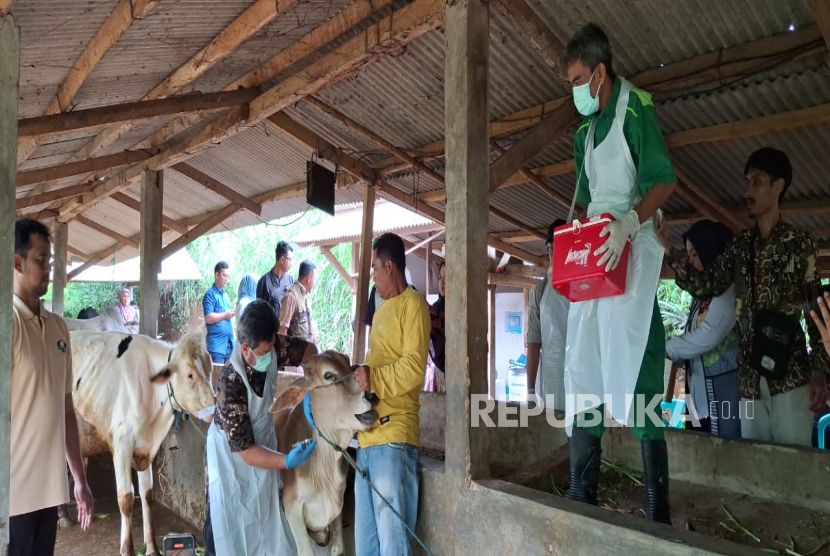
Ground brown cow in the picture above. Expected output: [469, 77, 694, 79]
[272, 351, 378, 556]
[71, 329, 214, 556]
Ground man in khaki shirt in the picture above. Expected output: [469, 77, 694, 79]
[11, 219, 93, 556]
[278, 260, 316, 341]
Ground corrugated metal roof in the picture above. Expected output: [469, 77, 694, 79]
[294, 200, 438, 245]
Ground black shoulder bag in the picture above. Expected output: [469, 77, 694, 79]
[747, 235, 804, 380]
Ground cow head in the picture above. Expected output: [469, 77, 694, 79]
[150, 329, 215, 422]
[273, 350, 377, 435]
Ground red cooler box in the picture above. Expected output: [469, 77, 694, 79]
[551, 214, 629, 302]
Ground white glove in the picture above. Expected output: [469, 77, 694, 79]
[594, 210, 640, 272]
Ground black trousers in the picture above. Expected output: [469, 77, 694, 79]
[10, 506, 58, 556]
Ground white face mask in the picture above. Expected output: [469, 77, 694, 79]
[572, 68, 603, 116]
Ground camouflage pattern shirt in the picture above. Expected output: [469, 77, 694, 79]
[666, 219, 829, 399]
[214, 334, 309, 452]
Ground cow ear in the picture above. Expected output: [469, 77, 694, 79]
[150, 365, 174, 384]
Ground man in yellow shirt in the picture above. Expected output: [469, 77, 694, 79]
[353, 233, 430, 556]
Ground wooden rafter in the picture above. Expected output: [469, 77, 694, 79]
[320, 246, 356, 292]
[75, 215, 139, 249]
[16, 182, 93, 211]
[489, 141, 572, 210]
[807, 1, 830, 52]
[673, 167, 744, 231]
[266, 112, 548, 266]
[17, 0, 142, 164]
[68, 0, 297, 164]
[176, 181, 311, 228]
[133, 0, 395, 152]
[57, 0, 445, 222]
[491, 0, 565, 76]
[371, 24, 825, 173]
[17, 150, 152, 189]
[131, 0, 159, 19]
[68, 239, 132, 281]
[161, 204, 240, 260]
[405, 231, 444, 255]
[109, 192, 188, 235]
[18, 89, 257, 140]
[172, 163, 262, 216]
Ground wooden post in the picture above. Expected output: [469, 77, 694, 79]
[352, 183, 375, 364]
[0, 12, 19, 553]
[139, 169, 163, 337]
[51, 221, 68, 315]
[426, 240, 434, 296]
[444, 0, 490, 482]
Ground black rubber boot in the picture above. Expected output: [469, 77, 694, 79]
[641, 440, 672, 524]
[567, 427, 602, 505]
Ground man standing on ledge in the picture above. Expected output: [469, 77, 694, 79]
[353, 233, 430, 556]
[562, 23, 676, 524]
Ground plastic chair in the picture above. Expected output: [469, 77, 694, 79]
[818, 413, 830, 450]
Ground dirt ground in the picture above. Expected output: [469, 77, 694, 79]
[55, 498, 203, 555]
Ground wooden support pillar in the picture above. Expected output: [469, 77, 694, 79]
[51, 221, 68, 316]
[139, 169, 163, 337]
[426, 240, 434, 296]
[352, 183, 375, 364]
[444, 0, 490, 482]
[0, 13, 19, 553]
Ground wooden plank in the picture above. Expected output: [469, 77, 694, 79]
[320, 246, 355, 292]
[17, 150, 152, 188]
[0, 17, 18, 551]
[134, 0, 394, 151]
[51, 223, 71, 305]
[502, 264, 547, 278]
[807, 0, 829, 52]
[268, 113, 548, 266]
[17, 0, 134, 164]
[160, 203, 240, 260]
[405, 231, 444, 255]
[489, 207, 546, 241]
[75, 215, 139, 249]
[68, 242, 125, 281]
[371, 24, 825, 172]
[18, 88, 257, 139]
[16, 182, 93, 211]
[489, 103, 580, 192]
[176, 181, 308, 228]
[130, 0, 159, 19]
[172, 162, 262, 216]
[69, 0, 295, 163]
[352, 183, 375, 363]
[140, 169, 163, 337]
[490, 141, 572, 210]
[487, 272, 539, 289]
[491, 0, 564, 75]
[109, 192, 188, 235]
[58, 0, 444, 221]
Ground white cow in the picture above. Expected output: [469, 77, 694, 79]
[65, 306, 129, 334]
[71, 329, 214, 556]
[272, 351, 378, 556]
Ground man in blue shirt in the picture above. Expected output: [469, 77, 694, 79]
[204, 261, 235, 364]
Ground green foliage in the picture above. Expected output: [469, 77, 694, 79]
[55, 281, 131, 319]
[187, 209, 355, 353]
[658, 279, 693, 338]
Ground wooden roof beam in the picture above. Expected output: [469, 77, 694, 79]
[75, 215, 139, 249]
[172, 163, 262, 216]
[131, 0, 159, 19]
[18, 89, 257, 140]
[320, 246, 356, 292]
[17, 0, 144, 165]
[57, 0, 445, 222]
[490, 141, 573, 210]
[68, 238, 133, 281]
[371, 24, 825, 173]
[17, 150, 152, 189]
[68, 0, 297, 163]
[109, 192, 188, 235]
[160, 203, 241, 261]
[133, 0, 396, 152]
[491, 0, 565, 76]
[266, 112, 547, 267]
[16, 182, 93, 212]
[807, 0, 830, 51]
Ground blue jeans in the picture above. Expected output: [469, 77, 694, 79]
[354, 443, 420, 556]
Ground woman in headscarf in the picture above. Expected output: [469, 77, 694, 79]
[235, 274, 258, 329]
[666, 220, 741, 438]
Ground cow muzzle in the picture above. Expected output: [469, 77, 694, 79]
[355, 409, 379, 425]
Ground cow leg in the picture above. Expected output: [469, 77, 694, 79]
[113, 449, 137, 556]
[285, 500, 316, 556]
[137, 465, 159, 555]
[329, 512, 344, 556]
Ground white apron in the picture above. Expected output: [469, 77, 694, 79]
[536, 272, 570, 411]
[207, 347, 295, 555]
[564, 78, 664, 430]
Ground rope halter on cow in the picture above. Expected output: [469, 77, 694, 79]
[166, 350, 207, 446]
[301, 392, 435, 556]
